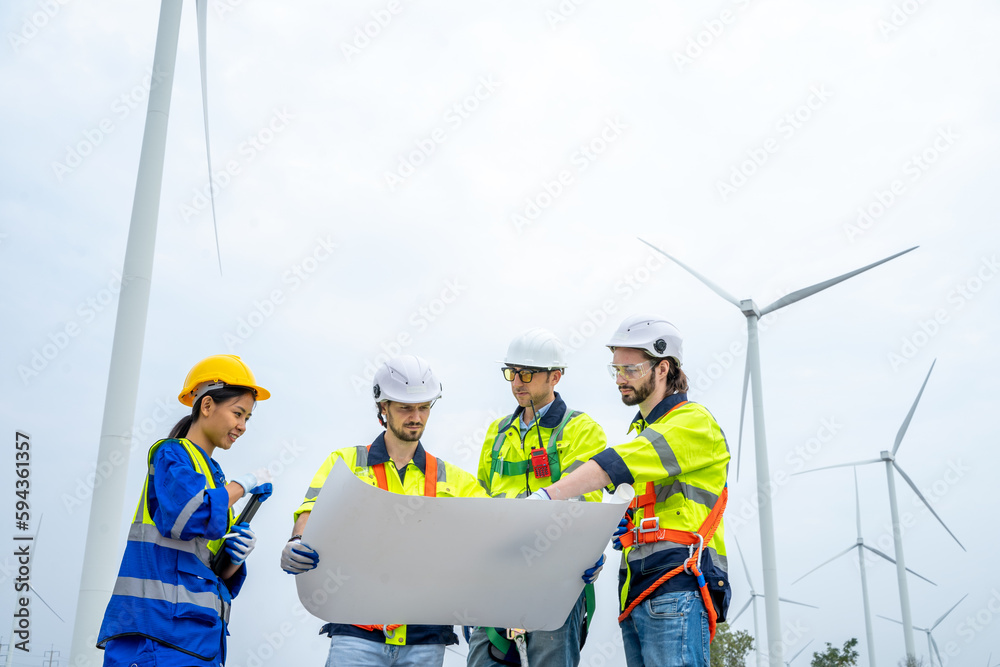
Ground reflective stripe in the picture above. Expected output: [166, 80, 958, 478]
[654, 480, 719, 511]
[304, 487, 322, 500]
[128, 523, 213, 567]
[171, 490, 206, 539]
[563, 459, 586, 476]
[639, 428, 681, 476]
[112, 576, 230, 623]
[355, 445, 369, 468]
[437, 463, 447, 483]
[628, 543, 728, 572]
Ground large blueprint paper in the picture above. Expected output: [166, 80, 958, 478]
[296, 460, 633, 631]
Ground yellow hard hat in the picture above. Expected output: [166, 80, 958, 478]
[178, 354, 271, 407]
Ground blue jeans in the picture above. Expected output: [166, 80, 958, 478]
[466, 590, 586, 667]
[325, 634, 446, 667]
[619, 590, 709, 667]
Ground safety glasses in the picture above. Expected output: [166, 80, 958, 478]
[607, 360, 654, 380]
[502, 367, 547, 383]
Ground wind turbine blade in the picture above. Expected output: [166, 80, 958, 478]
[196, 0, 223, 275]
[853, 467, 863, 538]
[793, 459, 882, 475]
[931, 635, 943, 667]
[788, 639, 814, 664]
[861, 545, 937, 584]
[736, 354, 750, 483]
[637, 238, 742, 307]
[27, 584, 65, 622]
[759, 246, 918, 316]
[778, 597, 819, 609]
[892, 360, 936, 455]
[734, 537, 756, 592]
[893, 462, 966, 551]
[877, 614, 904, 626]
[730, 597, 753, 623]
[791, 545, 856, 584]
[931, 594, 968, 629]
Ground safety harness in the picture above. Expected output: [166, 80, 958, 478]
[352, 446, 438, 644]
[488, 410, 579, 488]
[615, 401, 729, 641]
[482, 408, 596, 665]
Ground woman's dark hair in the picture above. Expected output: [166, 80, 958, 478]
[169, 385, 257, 439]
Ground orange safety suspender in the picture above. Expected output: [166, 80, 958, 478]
[354, 447, 439, 637]
[615, 400, 729, 642]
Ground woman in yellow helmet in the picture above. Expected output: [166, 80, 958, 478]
[97, 354, 272, 667]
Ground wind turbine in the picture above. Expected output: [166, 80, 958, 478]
[68, 1, 222, 664]
[877, 595, 967, 667]
[792, 468, 936, 667]
[785, 640, 814, 667]
[730, 539, 817, 667]
[796, 360, 965, 660]
[639, 237, 917, 666]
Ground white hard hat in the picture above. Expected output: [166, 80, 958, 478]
[606, 315, 683, 364]
[373, 355, 443, 403]
[503, 328, 567, 370]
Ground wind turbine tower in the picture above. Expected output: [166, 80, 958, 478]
[639, 238, 917, 666]
[798, 360, 965, 660]
[730, 538, 817, 667]
[792, 468, 936, 667]
[68, 1, 222, 664]
[878, 595, 967, 667]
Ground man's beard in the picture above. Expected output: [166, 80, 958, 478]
[388, 418, 424, 442]
[621, 371, 655, 406]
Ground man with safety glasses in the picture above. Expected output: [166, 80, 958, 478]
[466, 328, 607, 667]
[529, 315, 731, 667]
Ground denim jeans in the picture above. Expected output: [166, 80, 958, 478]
[466, 590, 586, 667]
[619, 590, 710, 667]
[325, 634, 446, 667]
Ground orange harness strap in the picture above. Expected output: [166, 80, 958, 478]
[614, 400, 729, 640]
[370, 456, 438, 497]
[617, 484, 728, 641]
[357, 447, 439, 636]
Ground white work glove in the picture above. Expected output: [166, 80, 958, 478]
[281, 537, 320, 575]
[527, 488, 551, 500]
[223, 523, 256, 566]
[233, 468, 273, 496]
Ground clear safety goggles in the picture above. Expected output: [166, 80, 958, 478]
[607, 360, 654, 380]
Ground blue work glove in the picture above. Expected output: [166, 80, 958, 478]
[249, 482, 272, 502]
[223, 522, 256, 566]
[583, 554, 605, 584]
[281, 538, 320, 574]
[612, 516, 629, 551]
[527, 488, 550, 500]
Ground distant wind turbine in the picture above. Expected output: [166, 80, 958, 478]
[792, 468, 935, 667]
[639, 237, 917, 666]
[730, 539, 817, 667]
[68, 1, 223, 664]
[796, 360, 964, 660]
[878, 595, 967, 667]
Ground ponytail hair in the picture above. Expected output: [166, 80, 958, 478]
[646, 354, 689, 395]
[168, 385, 257, 439]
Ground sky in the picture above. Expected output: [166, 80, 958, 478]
[2, 0, 1000, 666]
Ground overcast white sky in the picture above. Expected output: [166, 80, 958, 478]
[2, 1, 999, 665]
